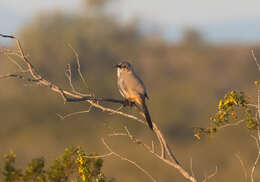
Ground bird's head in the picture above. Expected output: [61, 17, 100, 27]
[115, 61, 132, 72]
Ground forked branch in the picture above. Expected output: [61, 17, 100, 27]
[0, 34, 197, 182]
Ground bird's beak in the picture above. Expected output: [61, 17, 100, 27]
[114, 64, 119, 68]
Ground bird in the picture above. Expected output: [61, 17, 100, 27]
[115, 61, 153, 130]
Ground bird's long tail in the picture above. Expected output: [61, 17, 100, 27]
[141, 99, 153, 130]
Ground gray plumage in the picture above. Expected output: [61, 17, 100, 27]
[116, 61, 153, 130]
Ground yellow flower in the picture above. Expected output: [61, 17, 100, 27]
[194, 133, 200, 140]
[78, 156, 84, 165]
[219, 112, 225, 119]
[82, 174, 86, 181]
[218, 100, 223, 110]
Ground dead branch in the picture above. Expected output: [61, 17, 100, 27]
[235, 153, 248, 182]
[190, 158, 195, 179]
[201, 166, 218, 182]
[0, 34, 197, 182]
[68, 43, 88, 89]
[249, 49, 260, 182]
[7, 55, 25, 72]
[250, 49, 260, 72]
[0, 72, 38, 82]
[57, 105, 93, 120]
[218, 119, 245, 129]
[65, 63, 78, 94]
[101, 138, 157, 182]
[110, 126, 198, 182]
[83, 152, 113, 159]
[250, 129, 260, 182]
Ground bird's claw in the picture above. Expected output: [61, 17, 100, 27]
[123, 99, 135, 107]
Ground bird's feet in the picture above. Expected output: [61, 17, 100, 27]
[123, 99, 135, 107]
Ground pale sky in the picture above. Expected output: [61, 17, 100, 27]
[118, 0, 260, 25]
[1, 0, 260, 43]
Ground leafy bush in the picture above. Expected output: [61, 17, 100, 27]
[3, 146, 114, 182]
[194, 90, 258, 138]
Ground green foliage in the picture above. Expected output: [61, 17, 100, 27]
[3, 151, 22, 182]
[24, 157, 45, 181]
[2, 146, 113, 182]
[194, 90, 258, 139]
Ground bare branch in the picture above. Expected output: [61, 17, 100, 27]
[68, 44, 88, 89]
[57, 105, 93, 120]
[257, 87, 260, 118]
[190, 158, 195, 179]
[248, 104, 258, 109]
[110, 126, 197, 182]
[235, 153, 248, 182]
[218, 120, 245, 129]
[151, 140, 155, 153]
[250, 129, 260, 182]
[250, 49, 260, 72]
[202, 166, 218, 182]
[65, 64, 77, 93]
[101, 138, 157, 182]
[0, 34, 197, 182]
[107, 105, 124, 115]
[83, 152, 113, 159]
[0, 34, 15, 39]
[0, 73, 38, 82]
[153, 124, 179, 164]
[7, 55, 25, 72]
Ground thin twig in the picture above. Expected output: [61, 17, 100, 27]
[7, 55, 25, 72]
[102, 138, 157, 182]
[250, 49, 260, 72]
[248, 104, 258, 109]
[68, 44, 88, 89]
[151, 140, 155, 153]
[0, 73, 38, 82]
[65, 64, 77, 93]
[250, 130, 260, 182]
[202, 166, 218, 182]
[190, 158, 195, 178]
[235, 153, 248, 182]
[57, 106, 93, 120]
[108, 105, 124, 115]
[83, 152, 113, 159]
[218, 120, 245, 129]
[257, 87, 260, 118]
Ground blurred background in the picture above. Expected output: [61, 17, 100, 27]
[1, 0, 260, 181]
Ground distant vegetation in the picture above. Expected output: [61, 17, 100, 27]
[1, 0, 260, 181]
